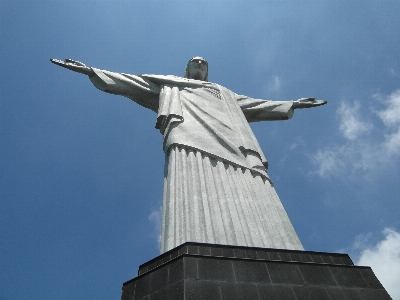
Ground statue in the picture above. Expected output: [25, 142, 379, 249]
[51, 57, 326, 253]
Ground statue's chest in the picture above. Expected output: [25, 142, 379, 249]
[180, 86, 228, 110]
[178, 86, 240, 131]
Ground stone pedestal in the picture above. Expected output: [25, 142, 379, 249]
[121, 242, 391, 300]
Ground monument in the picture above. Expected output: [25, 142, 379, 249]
[51, 57, 391, 299]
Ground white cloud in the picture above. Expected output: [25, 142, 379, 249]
[148, 206, 162, 248]
[338, 101, 373, 140]
[311, 90, 400, 177]
[376, 90, 400, 127]
[356, 228, 400, 300]
[384, 127, 400, 155]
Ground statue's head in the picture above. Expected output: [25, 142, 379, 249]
[184, 56, 208, 81]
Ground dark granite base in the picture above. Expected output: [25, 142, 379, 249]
[121, 242, 391, 300]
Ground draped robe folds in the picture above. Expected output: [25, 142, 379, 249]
[89, 68, 304, 252]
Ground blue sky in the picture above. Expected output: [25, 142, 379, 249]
[1, 1, 400, 299]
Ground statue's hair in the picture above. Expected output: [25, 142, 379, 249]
[184, 56, 208, 81]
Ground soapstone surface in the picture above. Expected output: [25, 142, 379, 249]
[51, 57, 327, 253]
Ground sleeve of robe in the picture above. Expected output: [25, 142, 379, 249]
[88, 68, 161, 113]
[235, 94, 295, 122]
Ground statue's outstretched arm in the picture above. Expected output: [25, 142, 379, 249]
[292, 97, 327, 109]
[50, 58, 160, 112]
[50, 58, 94, 76]
[236, 94, 327, 122]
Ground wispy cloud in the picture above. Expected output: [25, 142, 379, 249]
[376, 90, 400, 155]
[148, 206, 162, 248]
[388, 68, 396, 76]
[355, 228, 400, 300]
[267, 76, 282, 94]
[311, 90, 400, 178]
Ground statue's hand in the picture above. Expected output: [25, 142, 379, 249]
[293, 97, 327, 109]
[50, 58, 94, 76]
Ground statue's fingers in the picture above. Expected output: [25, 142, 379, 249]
[50, 58, 66, 66]
[314, 100, 327, 106]
[64, 58, 85, 67]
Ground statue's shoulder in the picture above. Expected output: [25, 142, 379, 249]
[141, 74, 215, 87]
[141, 74, 184, 83]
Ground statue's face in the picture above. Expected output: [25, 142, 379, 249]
[187, 57, 208, 81]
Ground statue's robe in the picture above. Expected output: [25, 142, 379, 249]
[89, 69, 304, 253]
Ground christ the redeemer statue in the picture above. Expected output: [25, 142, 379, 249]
[51, 57, 326, 253]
